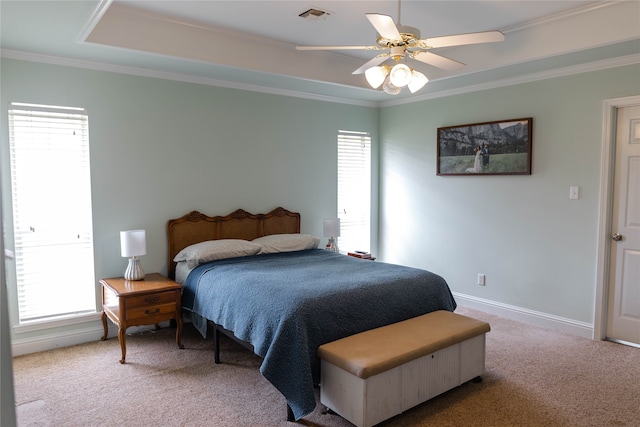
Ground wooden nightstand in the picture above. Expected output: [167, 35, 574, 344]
[100, 273, 184, 363]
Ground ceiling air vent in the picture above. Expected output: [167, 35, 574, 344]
[298, 8, 332, 20]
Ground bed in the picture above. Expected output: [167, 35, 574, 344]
[166, 207, 457, 421]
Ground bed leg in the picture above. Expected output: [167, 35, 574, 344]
[213, 326, 220, 364]
[286, 404, 294, 422]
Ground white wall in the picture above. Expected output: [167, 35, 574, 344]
[378, 64, 640, 328]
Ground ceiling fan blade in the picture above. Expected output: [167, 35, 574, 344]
[413, 51, 465, 70]
[352, 54, 389, 75]
[296, 45, 378, 51]
[366, 13, 402, 41]
[423, 30, 505, 49]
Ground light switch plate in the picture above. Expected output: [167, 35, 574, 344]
[570, 186, 579, 200]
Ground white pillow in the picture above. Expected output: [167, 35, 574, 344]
[253, 234, 320, 254]
[173, 239, 263, 269]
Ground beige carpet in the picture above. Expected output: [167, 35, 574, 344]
[11, 307, 640, 427]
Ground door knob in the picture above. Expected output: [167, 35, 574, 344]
[612, 233, 623, 241]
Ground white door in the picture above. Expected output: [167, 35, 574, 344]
[606, 105, 640, 345]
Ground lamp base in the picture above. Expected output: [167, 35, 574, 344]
[326, 237, 339, 253]
[124, 257, 145, 280]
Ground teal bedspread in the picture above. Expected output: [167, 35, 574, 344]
[182, 249, 456, 420]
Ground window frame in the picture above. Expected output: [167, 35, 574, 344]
[8, 102, 97, 326]
[337, 130, 372, 254]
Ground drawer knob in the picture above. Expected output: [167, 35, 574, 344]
[144, 308, 160, 315]
[144, 296, 160, 304]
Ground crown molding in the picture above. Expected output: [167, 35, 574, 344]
[380, 53, 640, 107]
[0, 49, 378, 108]
[2, 48, 638, 109]
[501, 0, 620, 34]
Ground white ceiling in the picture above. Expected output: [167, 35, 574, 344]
[1, 1, 639, 104]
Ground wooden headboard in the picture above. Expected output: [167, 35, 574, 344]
[166, 207, 301, 279]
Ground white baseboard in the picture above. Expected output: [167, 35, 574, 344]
[12, 295, 595, 356]
[11, 322, 164, 357]
[453, 292, 594, 339]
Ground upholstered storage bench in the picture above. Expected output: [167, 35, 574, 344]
[318, 310, 490, 427]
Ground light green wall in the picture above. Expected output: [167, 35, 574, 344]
[0, 58, 378, 343]
[2, 56, 639, 346]
[379, 64, 640, 323]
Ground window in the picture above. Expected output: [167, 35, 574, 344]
[337, 130, 371, 253]
[8, 102, 95, 323]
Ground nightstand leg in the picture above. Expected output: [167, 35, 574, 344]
[118, 327, 127, 364]
[176, 317, 184, 349]
[101, 312, 108, 341]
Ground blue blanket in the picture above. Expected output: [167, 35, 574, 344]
[182, 249, 456, 420]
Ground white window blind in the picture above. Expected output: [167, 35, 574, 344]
[337, 130, 371, 253]
[8, 102, 96, 323]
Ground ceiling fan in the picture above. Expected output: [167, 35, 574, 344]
[295, 2, 505, 94]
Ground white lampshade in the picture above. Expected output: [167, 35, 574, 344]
[323, 218, 341, 253]
[120, 230, 146, 257]
[389, 63, 412, 87]
[365, 66, 389, 89]
[408, 70, 429, 93]
[323, 218, 341, 237]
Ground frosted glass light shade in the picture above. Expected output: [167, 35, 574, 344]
[365, 66, 389, 89]
[323, 218, 341, 237]
[389, 63, 412, 87]
[408, 70, 429, 93]
[382, 76, 401, 95]
[120, 230, 146, 257]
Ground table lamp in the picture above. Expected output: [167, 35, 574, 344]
[120, 229, 146, 280]
[323, 218, 340, 253]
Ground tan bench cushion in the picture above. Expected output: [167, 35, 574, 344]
[318, 310, 490, 379]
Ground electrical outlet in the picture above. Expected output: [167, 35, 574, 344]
[478, 274, 486, 286]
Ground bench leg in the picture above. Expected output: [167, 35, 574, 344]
[322, 405, 337, 415]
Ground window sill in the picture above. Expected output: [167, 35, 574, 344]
[13, 311, 101, 334]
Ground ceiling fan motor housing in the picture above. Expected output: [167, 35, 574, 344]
[377, 25, 421, 48]
[398, 25, 421, 44]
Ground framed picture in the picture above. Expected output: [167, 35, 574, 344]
[437, 117, 532, 176]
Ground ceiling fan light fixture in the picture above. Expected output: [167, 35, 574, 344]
[408, 70, 428, 93]
[365, 66, 389, 89]
[382, 75, 401, 95]
[389, 63, 412, 87]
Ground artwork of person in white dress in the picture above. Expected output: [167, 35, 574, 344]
[482, 144, 490, 170]
[465, 146, 483, 173]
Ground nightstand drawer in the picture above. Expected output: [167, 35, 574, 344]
[127, 302, 177, 320]
[127, 291, 177, 309]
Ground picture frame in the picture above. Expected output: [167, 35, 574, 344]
[437, 118, 532, 176]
